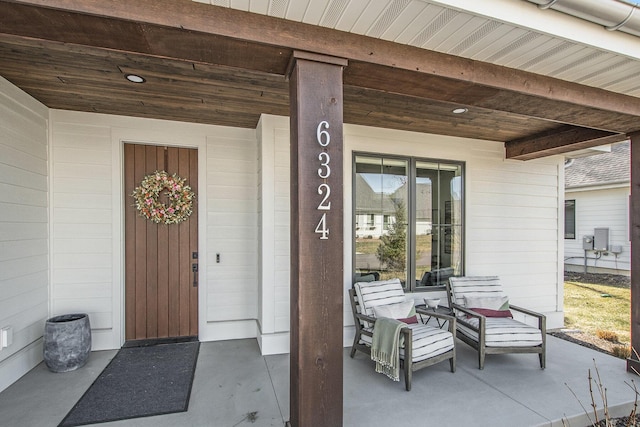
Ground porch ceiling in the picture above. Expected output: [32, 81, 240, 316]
[2, 0, 640, 160]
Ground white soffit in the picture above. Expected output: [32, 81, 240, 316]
[194, 0, 640, 98]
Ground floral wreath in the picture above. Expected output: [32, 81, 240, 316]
[132, 170, 195, 225]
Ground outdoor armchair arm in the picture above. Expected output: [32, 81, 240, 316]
[415, 307, 457, 336]
[355, 312, 377, 325]
[509, 304, 546, 333]
[450, 303, 485, 333]
[355, 313, 413, 336]
[358, 312, 430, 329]
[509, 304, 544, 318]
[451, 303, 483, 319]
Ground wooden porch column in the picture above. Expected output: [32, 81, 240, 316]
[629, 132, 640, 374]
[287, 51, 347, 427]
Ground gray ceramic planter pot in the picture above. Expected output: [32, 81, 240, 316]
[43, 313, 91, 373]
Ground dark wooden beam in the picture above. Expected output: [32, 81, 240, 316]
[0, 1, 292, 74]
[288, 51, 346, 427]
[629, 132, 640, 375]
[506, 127, 628, 160]
[344, 62, 640, 133]
[4, 0, 640, 134]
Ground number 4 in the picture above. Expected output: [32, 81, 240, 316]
[315, 213, 329, 240]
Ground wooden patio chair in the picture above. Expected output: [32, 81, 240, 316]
[349, 278, 456, 391]
[446, 276, 546, 370]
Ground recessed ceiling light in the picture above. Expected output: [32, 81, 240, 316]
[125, 74, 146, 83]
[452, 108, 468, 114]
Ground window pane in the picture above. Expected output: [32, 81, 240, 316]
[415, 162, 435, 287]
[355, 155, 463, 290]
[415, 162, 463, 288]
[355, 156, 408, 286]
[565, 200, 576, 239]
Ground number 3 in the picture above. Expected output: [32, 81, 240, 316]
[318, 152, 330, 178]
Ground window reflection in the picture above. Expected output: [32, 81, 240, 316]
[415, 162, 463, 289]
[354, 155, 464, 291]
[354, 156, 408, 286]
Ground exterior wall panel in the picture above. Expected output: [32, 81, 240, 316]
[50, 121, 114, 342]
[0, 77, 49, 393]
[205, 133, 258, 324]
[565, 186, 631, 274]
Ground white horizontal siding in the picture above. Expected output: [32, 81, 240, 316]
[467, 156, 560, 308]
[0, 77, 49, 392]
[50, 121, 114, 334]
[565, 186, 630, 273]
[257, 116, 289, 345]
[206, 132, 258, 322]
[273, 128, 290, 333]
[257, 116, 291, 344]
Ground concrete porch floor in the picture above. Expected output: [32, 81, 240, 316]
[0, 335, 637, 427]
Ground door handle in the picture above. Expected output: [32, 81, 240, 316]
[192, 263, 198, 287]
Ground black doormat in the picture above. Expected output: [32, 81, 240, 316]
[122, 335, 198, 348]
[59, 341, 200, 427]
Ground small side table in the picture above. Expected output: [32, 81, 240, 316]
[415, 305, 454, 328]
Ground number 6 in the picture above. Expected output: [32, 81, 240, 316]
[316, 121, 330, 147]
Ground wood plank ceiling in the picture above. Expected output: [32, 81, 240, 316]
[2, 0, 640, 159]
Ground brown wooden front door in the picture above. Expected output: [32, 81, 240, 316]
[124, 143, 198, 341]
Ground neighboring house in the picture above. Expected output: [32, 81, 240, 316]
[564, 142, 631, 275]
[354, 173, 400, 240]
[354, 177, 432, 240]
[3, 1, 640, 420]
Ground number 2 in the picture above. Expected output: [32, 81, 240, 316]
[317, 183, 331, 210]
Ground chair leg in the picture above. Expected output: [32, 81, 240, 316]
[403, 328, 412, 391]
[539, 351, 545, 369]
[450, 353, 456, 373]
[404, 361, 412, 392]
[350, 332, 360, 358]
[479, 348, 485, 370]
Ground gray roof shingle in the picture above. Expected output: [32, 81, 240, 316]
[565, 141, 629, 189]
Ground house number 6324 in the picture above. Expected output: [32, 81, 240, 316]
[315, 121, 331, 240]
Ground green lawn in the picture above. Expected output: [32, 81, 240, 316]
[355, 234, 434, 281]
[564, 280, 631, 345]
[355, 238, 381, 254]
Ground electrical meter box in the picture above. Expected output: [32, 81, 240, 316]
[583, 235, 594, 250]
[594, 228, 609, 252]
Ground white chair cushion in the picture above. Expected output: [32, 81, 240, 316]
[449, 276, 506, 319]
[402, 324, 455, 362]
[372, 300, 415, 319]
[354, 278, 406, 318]
[464, 295, 509, 311]
[458, 317, 543, 347]
[449, 276, 505, 306]
[360, 324, 454, 362]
